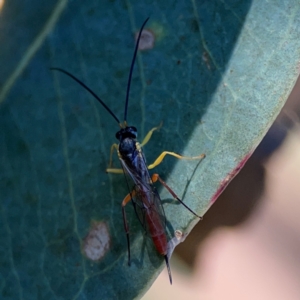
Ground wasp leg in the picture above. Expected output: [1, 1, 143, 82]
[106, 168, 123, 174]
[106, 143, 124, 173]
[140, 122, 163, 147]
[151, 173, 202, 219]
[108, 143, 119, 168]
[148, 152, 205, 170]
[122, 190, 136, 266]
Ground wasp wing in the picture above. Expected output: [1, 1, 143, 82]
[119, 149, 167, 235]
[120, 162, 148, 231]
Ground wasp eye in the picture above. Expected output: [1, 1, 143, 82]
[116, 130, 122, 140]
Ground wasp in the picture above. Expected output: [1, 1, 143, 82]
[51, 18, 205, 284]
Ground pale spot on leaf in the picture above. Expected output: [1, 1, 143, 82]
[83, 222, 110, 261]
[136, 29, 155, 50]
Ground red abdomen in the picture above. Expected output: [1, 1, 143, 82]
[146, 210, 168, 255]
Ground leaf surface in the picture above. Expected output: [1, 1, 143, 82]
[0, 0, 299, 299]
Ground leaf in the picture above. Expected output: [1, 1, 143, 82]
[0, 0, 299, 299]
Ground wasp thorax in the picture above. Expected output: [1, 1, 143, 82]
[116, 126, 137, 141]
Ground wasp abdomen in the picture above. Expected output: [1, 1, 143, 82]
[146, 211, 168, 255]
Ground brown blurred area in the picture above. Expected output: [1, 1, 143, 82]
[143, 77, 300, 299]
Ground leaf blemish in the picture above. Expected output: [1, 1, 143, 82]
[210, 152, 253, 204]
[167, 230, 188, 260]
[82, 222, 110, 261]
[135, 29, 155, 50]
[202, 51, 211, 70]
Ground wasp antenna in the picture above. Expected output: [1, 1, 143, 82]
[50, 67, 121, 124]
[124, 17, 150, 123]
[164, 255, 173, 285]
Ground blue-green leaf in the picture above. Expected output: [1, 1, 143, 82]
[1, 0, 299, 299]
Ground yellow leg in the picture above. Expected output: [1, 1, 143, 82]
[140, 122, 163, 147]
[148, 151, 205, 170]
[108, 143, 119, 168]
[106, 168, 124, 174]
[106, 143, 123, 173]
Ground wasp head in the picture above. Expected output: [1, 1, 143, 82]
[115, 126, 137, 141]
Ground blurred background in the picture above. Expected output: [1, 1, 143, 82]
[143, 76, 300, 299]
